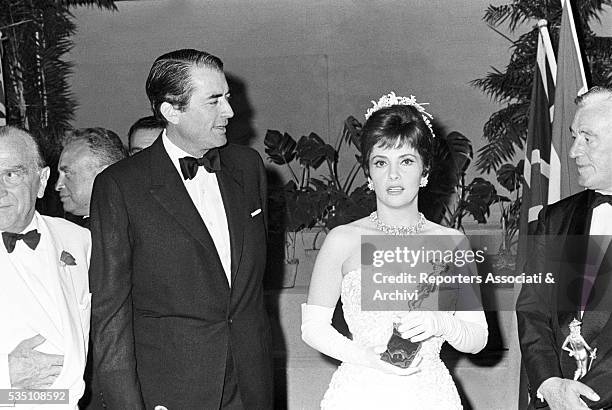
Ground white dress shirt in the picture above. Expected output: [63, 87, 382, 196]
[590, 190, 612, 236]
[162, 131, 232, 284]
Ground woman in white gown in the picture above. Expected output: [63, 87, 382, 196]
[301, 92, 488, 409]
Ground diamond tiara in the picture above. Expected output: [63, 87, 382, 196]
[364, 91, 435, 138]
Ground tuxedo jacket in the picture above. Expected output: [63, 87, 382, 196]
[517, 190, 612, 409]
[0, 213, 91, 409]
[89, 138, 273, 409]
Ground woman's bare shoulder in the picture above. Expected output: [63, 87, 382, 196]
[422, 220, 464, 237]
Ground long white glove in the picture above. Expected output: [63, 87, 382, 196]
[397, 310, 488, 354]
[301, 303, 420, 375]
[301, 303, 366, 364]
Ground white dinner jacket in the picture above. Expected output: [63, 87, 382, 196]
[0, 212, 91, 409]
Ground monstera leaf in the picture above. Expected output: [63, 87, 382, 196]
[296, 132, 336, 169]
[264, 130, 297, 165]
[446, 131, 473, 176]
[281, 181, 325, 232]
[497, 160, 523, 193]
[324, 184, 376, 229]
[463, 178, 498, 223]
[341, 115, 363, 152]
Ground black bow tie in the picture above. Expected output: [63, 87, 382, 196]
[2, 229, 41, 253]
[178, 149, 221, 180]
[591, 192, 612, 209]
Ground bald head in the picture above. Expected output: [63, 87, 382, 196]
[56, 127, 126, 216]
[0, 126, 50, 233]
[0, 126, 45, 171]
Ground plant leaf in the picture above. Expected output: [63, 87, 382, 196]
[497, 162, 522, 192]
[264, 130, 297, 165]
[296, 132, 335, 169]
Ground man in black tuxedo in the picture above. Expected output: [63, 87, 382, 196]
[89, 49, 273, 409]
[517, 86, 612, 409]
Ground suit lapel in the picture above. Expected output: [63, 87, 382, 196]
[217, 149, 245, 284]
[558, 191, 592, 330]
[0, 219, 65, 351]
[148, 138, 222, 260]
[567, 190, 593, 235]
[39, 216, 88, 370]
[582, 235, 612, 342]
[557, 191, 612, 345]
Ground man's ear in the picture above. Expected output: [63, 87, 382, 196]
[160, 102, 180, 125]
[38, 166, 50, 198]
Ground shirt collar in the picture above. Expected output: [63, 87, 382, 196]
[162, 129, 194, 179]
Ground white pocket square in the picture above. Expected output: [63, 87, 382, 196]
[251, 208, 262, 217]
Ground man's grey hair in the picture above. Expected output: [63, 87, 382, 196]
[63, 127, 127, 168]
[575, 86, 612, 107]
[0, 125, 45, 169]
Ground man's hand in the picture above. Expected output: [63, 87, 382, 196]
[538, 377, 600, 410]
[8, 334, 64, 389]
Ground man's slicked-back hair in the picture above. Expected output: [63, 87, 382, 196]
[575, 86, 612, 107]
[63, 127, 127, 168]
[145, 49, 224, 126]
[0, 125, 45, 169]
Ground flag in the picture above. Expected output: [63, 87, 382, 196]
[548, 0, 589, 202]
[0, 30, 6, 127]
[516, 22, 558, 408]
[519, 0, 589, 236]
[519, 20, 557, 235]
[516, 2, 589, 406]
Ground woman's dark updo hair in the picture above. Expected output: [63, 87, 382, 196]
[360, 104, 434, 178]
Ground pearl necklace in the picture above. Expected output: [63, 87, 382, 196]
[369, 211, 427, 235]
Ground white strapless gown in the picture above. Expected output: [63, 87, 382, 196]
[320, 270, 462, 410]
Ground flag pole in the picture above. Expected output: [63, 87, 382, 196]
[517, 19, 557, 408]
[549, 0, 589, 202]
[562, 0, 588, 95]
[537, 20, 557, 87]
[0, 30, 6, 127]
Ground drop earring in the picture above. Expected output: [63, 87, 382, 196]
[367, 179, 374, 191]
[419, 176, 428, 188]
